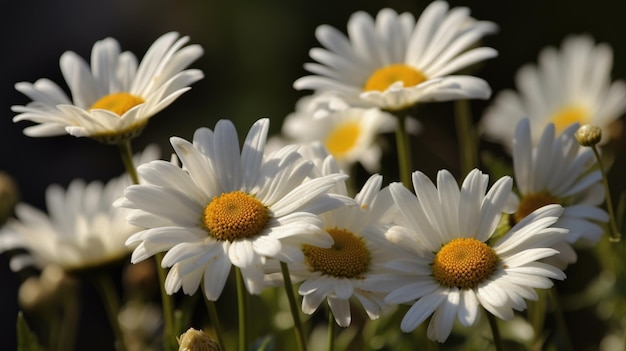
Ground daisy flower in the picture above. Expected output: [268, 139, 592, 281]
[293, 1, 498, 111]
[372, 169, 566, 343]
[481, 35, 626, 149]
[117, 118, 351, 301]
[12, 32, 204, 143]
[282, 94, 395, 172]
[508, 119, 608, 267]
[0, 145, 160, 272]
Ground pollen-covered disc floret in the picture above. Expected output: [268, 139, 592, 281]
[203, 191, 270, 242]
[303, 227, 370, 278]
[294, 2, 497, 110]
[119, 118, 349, 301]
[432, 238, 498, 289]
[12, 32, 204, 140]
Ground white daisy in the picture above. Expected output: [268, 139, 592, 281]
[117, 118, 352, 301]
[481, 35, 626, 150]
[369, 169, 566, 343]
[0, 145, 160, 272]
[508, 119, 608, 267]
[282, 94, 395, 172]
[293, 2, 498, 111]
[12, 32, 204, 143]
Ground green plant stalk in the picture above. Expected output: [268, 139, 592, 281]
[327, 310, 335, 351]
[236, 267, 248, 351]
[280, 261, 307, 351]
[550, 287, 573, 351]
[486, 311, 504, 351]
[91, 273, 128, 351]
[590, 145, 621, 242]
[204, 296, 226, 351]
[394, 114, 412, 189]
[117, 141, 177, 351]
[454, 100, 478, 175]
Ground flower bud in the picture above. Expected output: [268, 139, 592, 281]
[0, 171, 19, 225]
[575, 124, 602, 147]
[178, 328, 220, 351]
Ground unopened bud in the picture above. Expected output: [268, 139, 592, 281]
[178, 328, 220, 351]
[575, 124, 602, 147]
[0, 171, 19, 225]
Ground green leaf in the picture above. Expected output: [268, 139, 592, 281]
[16, 311, 44, 351]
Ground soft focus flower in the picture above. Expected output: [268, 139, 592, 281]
[294, 1, 497, 111]
[177, 328, 220, 351]
[0, 145, 160, 272]
[118, 118, 351, 301]
[282, 94, 395, 172]
[481, 35, 626, 150]
[508, 119, 608, 267]
[369, 169, 566, 342]
[12, 32, 204, 143]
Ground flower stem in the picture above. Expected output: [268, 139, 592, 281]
[550, 287, 573, 351]
[454, 100, 477, 175]
[590, 145, 621, 242]
[394, 114, 412, 189]
[117, 141, 177, 351]
[486, 311, 504, 351]
[280, 261, 307, 351]
[91, 273, 128, 351]
[236, 267, 248, 351]
[204, 296, 226, 351]
[327, 309, 335, 351]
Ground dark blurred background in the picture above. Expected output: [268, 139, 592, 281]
[2, 0, 626, 350]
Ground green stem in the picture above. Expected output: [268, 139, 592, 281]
[590, 146, 621, 242]
[91, 273, 128, 351]
[117, 140, 139, 185]
[486, 312, 504, 351]
[454, 100, 477, 175]
[327, 309, 335, 351]
[204, 297, 226, 351]
[236, 267, 248, 351]
[280, 261, 307, 351]
[550, 287, 573, 351]
[394, 114, 412, 189]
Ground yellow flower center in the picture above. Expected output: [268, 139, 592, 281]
[512, 191, 559, 225]
[324, 122, 360, 158]
[364, 64, 427, 92]
[550, 105, 589, 133]
[432, 238, 499, 289]
[203, 191, 270, 242]
[302, 228, 371, 278]
[90, 92, 145, 116]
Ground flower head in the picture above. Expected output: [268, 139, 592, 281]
[508, 119, 608, 267]
[371, 169, 566, 342]
[12, 32, 204, 143]
[481, 35, 626, 150]
[294, 2, 497, 111]
[0, 145, 160, 272]
[117, 118, 351, 301]
[282, 94, 395, 172]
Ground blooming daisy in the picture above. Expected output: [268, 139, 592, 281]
[12, 32, 204, 143]
[481, 35, 626, 149]
[369, 169, 566, 343]
[508, 119, 608, 267]
[117, 118, 352, 300]
[293, 2, 498, 111]
[282, 94, 395, 172]
[0, 145, 160, 272]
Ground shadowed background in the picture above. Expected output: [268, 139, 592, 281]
[2, 0, 626, 350]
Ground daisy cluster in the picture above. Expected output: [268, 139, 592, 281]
[2, 1, 624, 351]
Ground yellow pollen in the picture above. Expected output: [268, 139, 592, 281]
[364, 64, 427, 92]
[513, 191, 559, 225]
[324, 122, 360, 158]
[550, 105, 589, 133]
[203, 191, 270, 242]
[302, 228, 370, 278]
[432, 238, 499, 289]
[90, 92, 145, 116]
